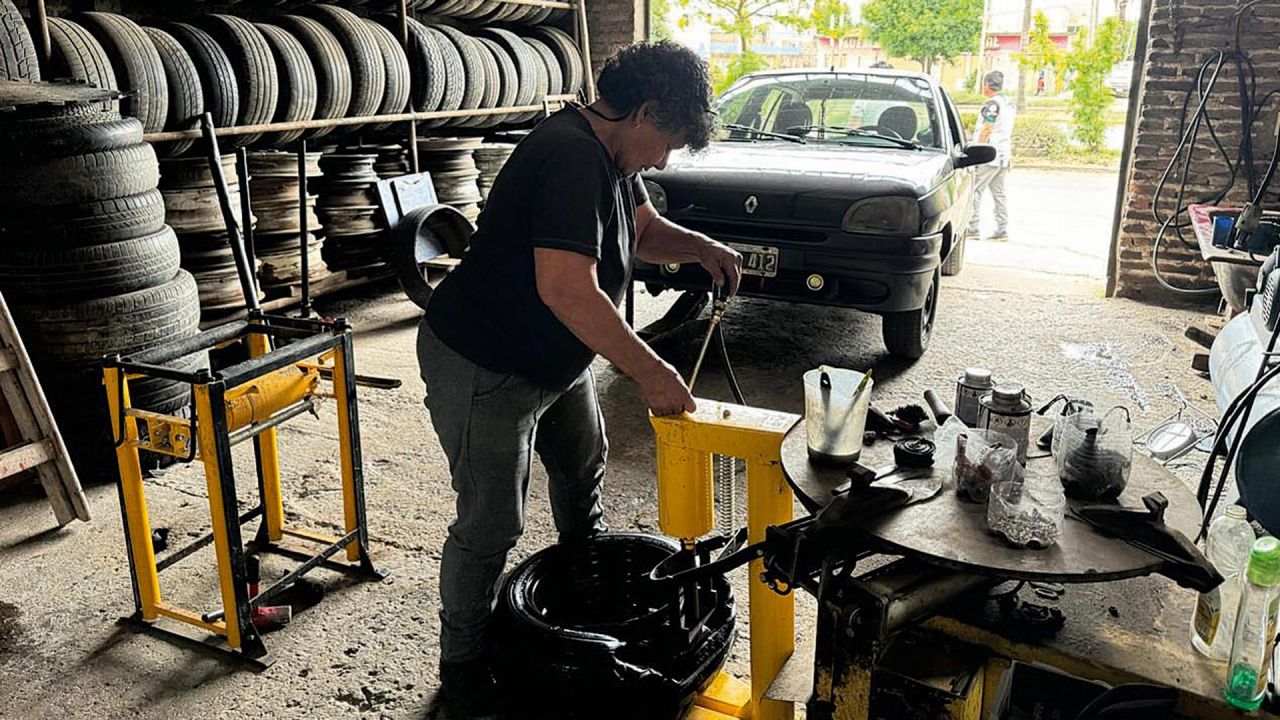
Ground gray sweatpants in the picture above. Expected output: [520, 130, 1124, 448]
[417, 320, 607, 664]
[967, 162, 1010, 236]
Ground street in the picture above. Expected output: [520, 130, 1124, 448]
[961, 167, 1119, 296]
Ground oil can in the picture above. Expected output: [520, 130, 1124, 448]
[978, 384, 1033, 463]
[955, 367, 994, 426]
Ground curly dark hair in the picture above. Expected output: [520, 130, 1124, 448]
[596, 41, 716, 150]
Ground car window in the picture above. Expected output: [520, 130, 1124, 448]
[942, 92, 965, 149]
[716, 73, 943, 148]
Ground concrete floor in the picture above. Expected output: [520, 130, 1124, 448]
[0, 169, 1221, 719]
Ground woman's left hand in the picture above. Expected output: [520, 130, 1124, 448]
[697, 238, 743, 297]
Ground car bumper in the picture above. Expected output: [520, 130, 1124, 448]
[635, 229, 943, 314]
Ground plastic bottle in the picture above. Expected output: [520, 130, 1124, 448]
[1191, 505, 1257, 659]
[1224, 536, 1280, 711]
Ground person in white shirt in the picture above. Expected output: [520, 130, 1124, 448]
[967, 70, 1015, 241]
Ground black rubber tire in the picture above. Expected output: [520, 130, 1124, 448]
[167, 22, 239, 136]
[0, 143, 159, 208]
[14, 269, 200, 366]
[478, 28, 538, 122]
[0, 189, 167, 246]
[882, 267, 939, 360]
[494, 533, 736, 720]
[402, 17, 446, 114]
[528, 27, 584, 98]
[46, 17, 115, 98]
[434, 25, 485, 114]
[0, 0, 37, 81]
[0, 225, 181, 302]
[75, 12, 168, 133]
[304, 5, 385, 123]
[274, 15, 351, 140]
[459, 32, 500, 129]
[363, 19, 410, 131]
[941, 234, 965, 276]
[255, 23, 319, 146]
[142, 27, 204, 158]
[201, 15, 278, 147]
[524, 37, 563, 98]
[475, 36, 517, 127]
[422, 25, 465, 128]
[390, 204, 471, 310]
[0, 114, 142, 162]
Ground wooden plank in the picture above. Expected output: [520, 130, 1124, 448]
[0, 293, 88, 523]
[0, 441, 52, 479]
[0, 349, 17, 374]
[0, 371, 73, 524]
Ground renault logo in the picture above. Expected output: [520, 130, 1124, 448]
[744, 195, 758, 214]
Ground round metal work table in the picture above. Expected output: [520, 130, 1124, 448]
[780, 418, 1203, 583]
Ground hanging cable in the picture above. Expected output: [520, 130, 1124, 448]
[1147, 2, 1278, 294]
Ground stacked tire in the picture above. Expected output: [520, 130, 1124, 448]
[316, 152, 387, 273]
[0, 82, 202, 480]
[417, 137, 484, 223]
[34, 9, 584, 155]
[248, 150, 329, 292]
[159, 155, 264, 318]
[474, 142, 515, 206]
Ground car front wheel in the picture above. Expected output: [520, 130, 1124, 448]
[941, 234, 965, 276]
[881, 267, 940, 359]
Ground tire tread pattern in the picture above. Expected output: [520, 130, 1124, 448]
[0, 226, 181, 302]
[76, 12, 168, 133]
[0, 0, 38, 81]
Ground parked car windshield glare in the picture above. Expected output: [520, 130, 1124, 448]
[715, 73, 944, 149]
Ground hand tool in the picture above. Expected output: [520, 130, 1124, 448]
[687, 285, 729, 394]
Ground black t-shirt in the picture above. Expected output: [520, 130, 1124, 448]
[425, 107, 648, 390]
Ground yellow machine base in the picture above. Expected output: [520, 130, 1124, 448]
[688, 672, 752, 719]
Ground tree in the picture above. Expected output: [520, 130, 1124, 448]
[651, 0, 674, 41]
[1014, 11, 1063, 92]
[681, 0, 789, 57]
[860, 0, 983, 74]
[778, 0, 858, 67]
[1064, 17, 1126, 151]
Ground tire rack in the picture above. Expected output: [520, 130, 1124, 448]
[23, 0, 593, 315]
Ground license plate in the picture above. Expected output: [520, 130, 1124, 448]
[729, 243, 779, 278]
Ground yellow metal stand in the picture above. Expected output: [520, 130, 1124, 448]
[104, 314, 385, 663]
[652, 400, 801, 720]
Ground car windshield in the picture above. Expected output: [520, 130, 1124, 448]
[715, 73, 943, 149]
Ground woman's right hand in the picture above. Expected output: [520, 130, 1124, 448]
[638, 361, 696, 416]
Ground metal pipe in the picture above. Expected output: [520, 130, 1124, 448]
[236, 148, 256, 272]
[28, 0, 50, 70]
[576, 0, 595, 103]
[128, 321, 251, 365]
[228, 399, 318, 447]
[297, 140, 312, 319]
[199, 113, 261, 313]
[397, 0, 421, 175]
[145, 97, 579, 143]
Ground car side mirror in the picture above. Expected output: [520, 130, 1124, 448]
[955, 144, 997, 169]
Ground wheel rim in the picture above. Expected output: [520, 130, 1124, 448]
[920, 269, 939, 346]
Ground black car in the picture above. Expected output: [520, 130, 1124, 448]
[637, 69, 995, 358]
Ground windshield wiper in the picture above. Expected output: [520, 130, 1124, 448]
[722, 122, 807, 144]
[786, 125, 922, 150]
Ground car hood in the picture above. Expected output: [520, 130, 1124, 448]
[644, 141, 954, 226]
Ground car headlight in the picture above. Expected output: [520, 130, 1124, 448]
[841, 197, 920, 236]
[643, 179, 668, 215]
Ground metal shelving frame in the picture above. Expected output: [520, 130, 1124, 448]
[25, 0, 597, 171]
[22, 0, 595, 312]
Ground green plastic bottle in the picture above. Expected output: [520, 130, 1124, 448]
[1224, 536, 1280, 711]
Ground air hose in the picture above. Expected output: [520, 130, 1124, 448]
[1149, 0, 1280, 294]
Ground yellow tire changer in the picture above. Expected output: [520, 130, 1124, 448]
[103, 311, 386, 664]
[651, 400, 801, 720]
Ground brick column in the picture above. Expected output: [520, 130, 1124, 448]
[1113, 0, 1280, 304]
[587, 0, 647, 84]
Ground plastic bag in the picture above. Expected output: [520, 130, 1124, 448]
[987, 475, 1066, 549]
[952, 428, 1021, 503]
[1054, 406, 1132, 500]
